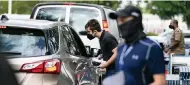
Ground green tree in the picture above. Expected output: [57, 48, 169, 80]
[0, 1, 8, 14]
[146, 1, 190, 29]
[146, 32, 158, 36]
[12, 1, 41, 14]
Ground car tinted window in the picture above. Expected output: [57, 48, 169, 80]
[69, 27, 88, 56]
[47, 26, 59, 54]
[36, 7, 66, 21]
[69, 7, 100, 33]
[0, 27, 47, 57]
[60, 25, 80, 55]
[104, 8, 120, 39]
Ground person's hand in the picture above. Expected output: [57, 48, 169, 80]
[99, 68, 106, 72]
[167, 49, 171, 55]
[99, 61, 108, 68]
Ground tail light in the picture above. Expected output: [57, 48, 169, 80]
[0, 26, 6, 29]
[20, 59, 61, 74]
[102, 20, 109, 31]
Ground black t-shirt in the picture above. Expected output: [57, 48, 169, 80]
[99, 30, 118, 70]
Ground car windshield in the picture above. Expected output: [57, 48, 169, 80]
[69, 7, 100, 33]
[36, 7, 66, 21]
[0, 27, 47, 57]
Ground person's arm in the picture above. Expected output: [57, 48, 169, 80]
[148, 44, 166, 85]
[104, 47, 117, 67]
[150, 74, 166, 85]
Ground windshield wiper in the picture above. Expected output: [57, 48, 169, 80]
[0, 51, 21, 55]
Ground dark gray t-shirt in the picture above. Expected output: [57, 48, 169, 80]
[100, 30, 118, 70]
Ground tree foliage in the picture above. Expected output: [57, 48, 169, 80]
[146, 1, 190, 29]
[146, 32, 158, 36]
[0, 0, 120, 14]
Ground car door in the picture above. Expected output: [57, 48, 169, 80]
[59, 25, 92, 85]
[69, 26, 98, 85]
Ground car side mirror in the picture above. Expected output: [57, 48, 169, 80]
[79, 30, 87, 35]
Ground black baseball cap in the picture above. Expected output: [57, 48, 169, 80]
[109, 5, 142, 19]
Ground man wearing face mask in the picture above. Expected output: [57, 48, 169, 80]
[165, 20, 185, 55]
[103, 6, 166, 85]
[85, 19, 118, 79]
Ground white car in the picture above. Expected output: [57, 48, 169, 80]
[30, 2, 121, 49]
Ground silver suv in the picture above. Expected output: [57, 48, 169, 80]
[0, 18, 99, 85]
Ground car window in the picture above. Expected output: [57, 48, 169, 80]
[0, 27, 47, 57]
[47, 26, 59, 54]
[69, 7, 100, 33]
[69, 27, 88, 57]
[60, 25, 80, 56]
[104, 8, 120, 39]
[36, 7, 66, 21]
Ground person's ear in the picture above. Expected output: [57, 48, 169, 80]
[93, 30, 98, 33]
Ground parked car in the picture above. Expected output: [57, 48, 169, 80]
[0, 16, 99, 85]
[30, 2, 121, 49]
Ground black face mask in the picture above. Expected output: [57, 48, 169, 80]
[118, 18, 145, 44]
[87, 34, 95, 40]
[119, 19, 142, 39]
[169, 25, 174, 29]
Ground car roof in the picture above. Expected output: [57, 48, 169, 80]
[34, 2, 113, 10]
[0, 19, 65, 29]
